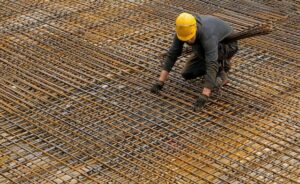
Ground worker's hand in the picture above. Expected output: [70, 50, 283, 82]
[150, 81, 164, 94]
[193, 94, 209, 112]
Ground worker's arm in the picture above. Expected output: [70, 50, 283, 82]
[193, 58, 217, 112]
[194, 38, 219, 111]
[151, 35, 183, 94]
[202, 38, 219, 95]
[161, 35, 184, 72]
[202, 58, 219, 96]
[193, 58, 218, 111]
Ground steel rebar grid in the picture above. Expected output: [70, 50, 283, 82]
[0, 0, 299, 183]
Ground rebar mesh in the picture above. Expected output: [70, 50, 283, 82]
[0, 0, 299, 183]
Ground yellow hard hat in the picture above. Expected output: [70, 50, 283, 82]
[175, 13, 197, 41]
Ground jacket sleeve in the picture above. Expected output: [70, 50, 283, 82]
[203, 37, 219, 90]
[162, 35, 184, 72]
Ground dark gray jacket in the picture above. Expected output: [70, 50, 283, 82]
[163, 15, 233, 89]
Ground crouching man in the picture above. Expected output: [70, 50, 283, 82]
[151, 12, 238, 111]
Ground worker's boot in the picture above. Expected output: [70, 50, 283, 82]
[219, 58, 231, 86]
[215, 69, 229, 96]
[215, 76, 224, 96]
[219, 70, 229, 86]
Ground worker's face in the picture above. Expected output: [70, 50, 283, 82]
[186, 35, 196, 45]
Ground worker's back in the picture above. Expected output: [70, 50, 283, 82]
[192, 15, 233, 62]
[196, 15, 233, 43]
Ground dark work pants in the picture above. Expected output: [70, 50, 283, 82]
[182, 41, 238, 80]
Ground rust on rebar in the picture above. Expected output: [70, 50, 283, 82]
[0, 0, 299, 183]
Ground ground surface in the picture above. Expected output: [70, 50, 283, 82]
[0, 0, 299, 183]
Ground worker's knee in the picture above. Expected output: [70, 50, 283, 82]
[182, 72, 197, 80]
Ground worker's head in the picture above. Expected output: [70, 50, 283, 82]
[175, 13, 197, 43]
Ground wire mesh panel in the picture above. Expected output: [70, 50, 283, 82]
[0, 0, 299, 183]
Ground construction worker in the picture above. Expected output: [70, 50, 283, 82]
[151, 12, 238, 111]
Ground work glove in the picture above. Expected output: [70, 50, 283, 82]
[193, 94, 209, 112]
[150, 81, 164, 94]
